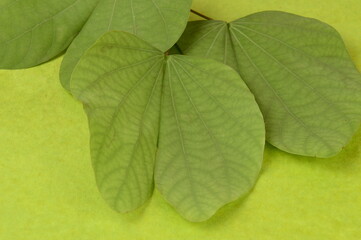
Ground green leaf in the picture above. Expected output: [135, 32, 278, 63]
[177, 11, 361, 157]
[60, 0, 192, 91]
[176, 20, 238, 70]
[0, 0, 99, 69]
[156, 55, 265, 222]
[70, 31, 164, 212]
[70, 31, 265, 221]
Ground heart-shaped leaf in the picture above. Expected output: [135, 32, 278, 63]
[177, 11, 361, 157]
[60, 0, 192, 91]
[0, 0, 99, 69]
[70, 31, 265, 221]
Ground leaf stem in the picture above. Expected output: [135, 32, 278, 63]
[190, 9, 213, 20]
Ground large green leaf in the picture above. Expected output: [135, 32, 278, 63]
[70, 31, 265, 221]
[156, 55, 265, 221]
[60, 0, 192, 91]
[70, 31, 164, 212]
[0, 0, 99, 69]
[177, 11, 361, 157]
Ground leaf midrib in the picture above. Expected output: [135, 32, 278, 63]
[150, 0, 169, 43]
[166, 60, 206, 216]
[107, 0, 118, 31]
[92, 58, 164, 170]
[110, 62, 163, 209]
[172, 60, 232, 199]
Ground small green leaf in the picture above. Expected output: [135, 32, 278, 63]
[177, 11, 361, 157]
[60, 0, 192, 91]
[156, 55, 265, 222]
[70, 31, 164, 212]
[70, 31, 265, 221]
[0, 0, 99, 69]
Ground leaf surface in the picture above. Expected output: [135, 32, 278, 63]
[70, 31, 265, 221]
[70, 31, 164, 212]
[177, 11, 361, 157]
[60, 0, 192, 91]
[156, 55, 265, 221]
[0, 0, 99, 69]
[176, 20, 237, 70]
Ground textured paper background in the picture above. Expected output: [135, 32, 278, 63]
[1, 0, 360, 239]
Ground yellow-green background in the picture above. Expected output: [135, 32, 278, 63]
[1, 0, 361, 239]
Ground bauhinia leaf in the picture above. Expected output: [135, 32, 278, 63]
[60, 0, 192, 91]
[156, 55, 265, 222]
[70, 32, 164, 212]
[70, 31, 265, 221]
[176, 20, 238, 70]
[177, 11, 361, 157]
[0, 0, 99, 69]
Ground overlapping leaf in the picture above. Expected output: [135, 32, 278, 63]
[70, 32, 164, 212]
[70, 31, 265, 221]
[156, 55, 265, 221]
[0, 0, 99, 68]
[177, 11, 361, 157]
[60, 0, 192, 91]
